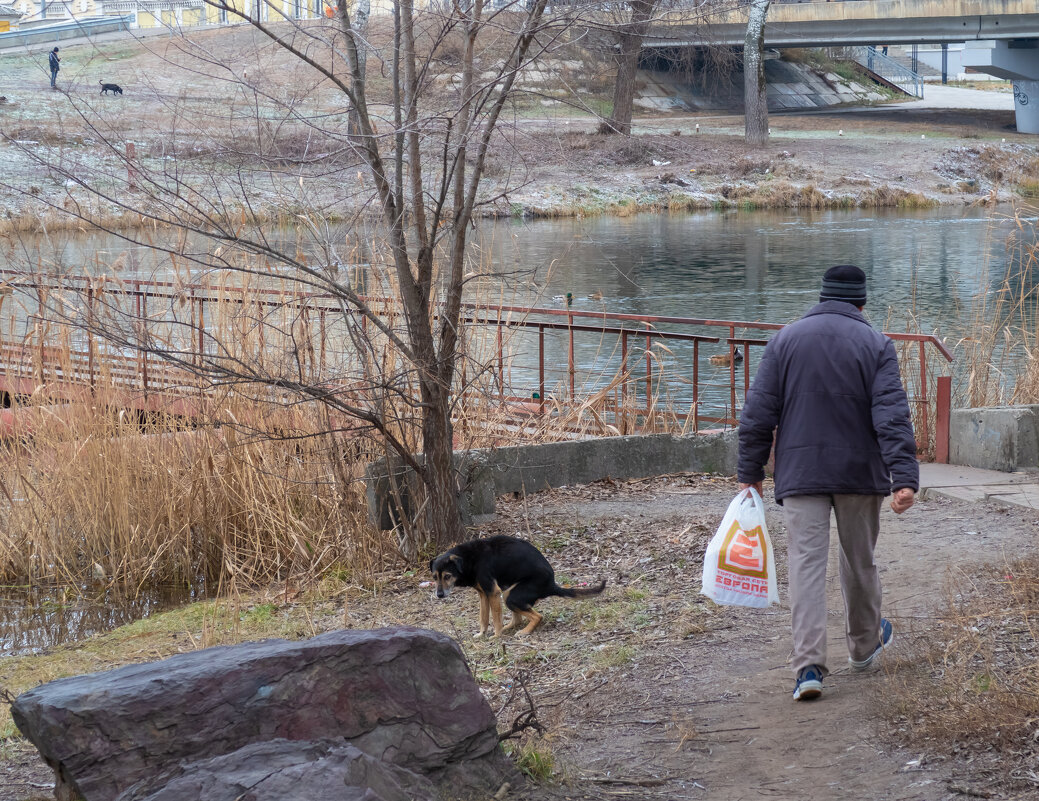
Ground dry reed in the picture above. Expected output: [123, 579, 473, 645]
[878, 203, 1039, 789]
[881, 558, 1039, 788]
[0, 395, 390, 591]
[954, 205, 1039, 406]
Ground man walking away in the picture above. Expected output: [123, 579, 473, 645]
[737, 264, 918, 702]
[48, 47, 60, 89]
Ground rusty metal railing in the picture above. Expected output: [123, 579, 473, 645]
[0, 270, 954, 452]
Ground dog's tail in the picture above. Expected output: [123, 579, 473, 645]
[552, 579, 606, 599]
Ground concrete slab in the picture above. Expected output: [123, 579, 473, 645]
[919, 462, 1037, 488]
[894, 85, 1015, 111]
[986, 490, 1039, 509]
[921, 485, 992, 503]
[919, 462, 1039, 509]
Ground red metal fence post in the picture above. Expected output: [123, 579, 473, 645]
[728, 326, 736, 424]
[692, 339, 699, 433]
[621, 330, 629, 434]
[496, 322, 503, 398]
[644, 326, 652, 418]
[918, 340, 930, 455]
[935, 375, 952, 464]
[538, 325, 545, 415]
[87, 285, 95, 390]
[568, 312, 575, 399]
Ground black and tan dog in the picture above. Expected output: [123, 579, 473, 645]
[430, 534, 606, 638]
[99, 80, 123, 95]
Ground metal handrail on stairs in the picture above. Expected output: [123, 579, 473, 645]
[847, 45, 924, 99]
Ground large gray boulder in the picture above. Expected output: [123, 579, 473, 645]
[12, 627, 509, 801]
[117, 739, 437, 801]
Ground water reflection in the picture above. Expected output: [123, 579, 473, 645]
[479, 208, 1029, 333]
[1, 207, 1028, 336]
[0, 582, 208, 657]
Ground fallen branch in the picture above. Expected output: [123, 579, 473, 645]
[497, 672, 545, 742]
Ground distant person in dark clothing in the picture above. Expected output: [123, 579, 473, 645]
[738, 265, 918, 703]
[882, 45, 888, 56]
[48, 47, 60, 89]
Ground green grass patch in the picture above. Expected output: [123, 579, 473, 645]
[592, 643, 636, 669]
[505, 741, 556, 781]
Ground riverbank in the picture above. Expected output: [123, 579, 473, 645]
[1, 104, 1032, 236]
[0, 26, 1035, 235]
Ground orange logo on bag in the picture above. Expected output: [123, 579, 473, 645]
[718, 519, 768, 578]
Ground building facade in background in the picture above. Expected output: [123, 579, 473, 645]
[7, 0, 327, 30]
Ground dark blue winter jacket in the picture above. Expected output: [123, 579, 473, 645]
[737, 300, 919, 501]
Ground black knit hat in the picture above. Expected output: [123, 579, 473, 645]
[819, 264, 867, 306]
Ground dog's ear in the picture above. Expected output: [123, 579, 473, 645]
[428, 557, 436, 573]
[448, 554, 462, 571]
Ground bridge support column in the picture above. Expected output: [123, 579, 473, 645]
[962, 40, 1039, 134]
[1013, 81, 1039, 135]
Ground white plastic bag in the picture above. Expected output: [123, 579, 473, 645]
[701, 488, 778, 608]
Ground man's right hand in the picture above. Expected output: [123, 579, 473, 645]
[890, 488, 915, 514]
[739, 481, 763, 496]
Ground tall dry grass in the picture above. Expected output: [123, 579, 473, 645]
[881, 558, 1039, 789]
[879, 203, 1039, 788]
[0, 394, 390, 592]
[954, 205, 1039, 406]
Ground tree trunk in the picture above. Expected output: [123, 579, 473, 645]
[348, 0, 370, 138]
[743, 0, 770, 146]
[420, 382, 463, 551]
[602, 0, 656, 136]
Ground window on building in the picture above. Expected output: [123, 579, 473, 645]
[79, 0, 87, 11]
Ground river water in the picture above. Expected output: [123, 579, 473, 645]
[0, 205, 1033, 654]
[4, 206, 1028, 334]
[480, 206, 1030, 336]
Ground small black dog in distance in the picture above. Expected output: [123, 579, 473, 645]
[99, 80, 123, 95]
[430, 534, 606, 638]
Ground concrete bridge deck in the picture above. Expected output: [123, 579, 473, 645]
[645, 0, 1039, 132]
[648, 0, 1039, 49]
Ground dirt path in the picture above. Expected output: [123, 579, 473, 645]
[478, 476, 1037, 801]
[2, 474, 1036, 801]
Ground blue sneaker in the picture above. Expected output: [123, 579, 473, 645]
[793, 665, 824, 701]
[849, 618, 894, 671]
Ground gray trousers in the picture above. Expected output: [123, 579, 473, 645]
[783, 494, 884, 676]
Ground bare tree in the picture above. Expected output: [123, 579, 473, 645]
[743, 0, 770, 145]
[600, 0, 658, 136]
[1, 0, 572, 555]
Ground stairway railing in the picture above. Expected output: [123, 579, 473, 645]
[845, 45, 924, 98]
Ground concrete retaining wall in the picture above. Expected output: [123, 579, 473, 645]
[366, 431, 738, 529]
[950, 405, 1039, 472]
